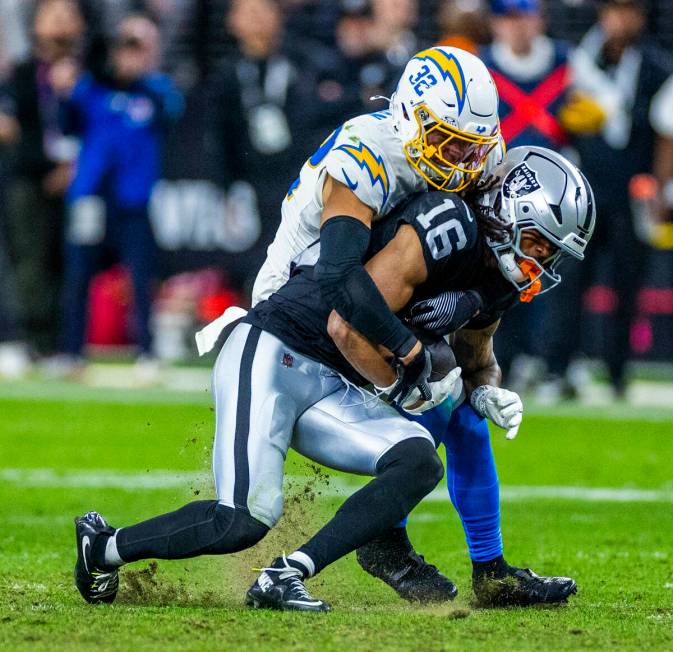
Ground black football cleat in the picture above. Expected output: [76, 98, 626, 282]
[74, 511, 119, 604]
[357, 530, 458, 603]
[246, 556, 330, 612]
[473, 562, 577, 607]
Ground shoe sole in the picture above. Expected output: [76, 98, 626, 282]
[400, 584, 458, 603]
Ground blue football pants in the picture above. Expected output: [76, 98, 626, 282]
[404, 401, 503, 563]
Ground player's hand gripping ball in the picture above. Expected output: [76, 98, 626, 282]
[401, 337, 463, 414]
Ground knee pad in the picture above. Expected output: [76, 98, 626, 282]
[410, 439, 445, 493]
[377, 437, 444, 501]
[204, 504, 269, 555]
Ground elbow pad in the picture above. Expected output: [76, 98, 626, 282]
[315, 216, 416, 357]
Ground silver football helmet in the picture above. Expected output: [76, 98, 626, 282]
[478, 146, 596, 298]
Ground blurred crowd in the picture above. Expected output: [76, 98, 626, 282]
[0, 0, 671, 399]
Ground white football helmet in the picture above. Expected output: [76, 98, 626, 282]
[391, 46, 501, 192]
[479, 146, 596, 300]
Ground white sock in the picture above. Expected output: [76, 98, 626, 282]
[104, 530, 125, 568]
[288, 551, 315, 578]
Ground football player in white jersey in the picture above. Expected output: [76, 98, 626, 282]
[250, 45, 503, 436]
[253, 45, 503, 306]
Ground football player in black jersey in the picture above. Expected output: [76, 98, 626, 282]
[245, 146, 595, 609]
[73, 147, 595, 612]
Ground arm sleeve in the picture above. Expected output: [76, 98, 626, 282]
[314, 216, 417, 357]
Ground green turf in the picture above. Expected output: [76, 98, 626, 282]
[1, 388, 672, 651]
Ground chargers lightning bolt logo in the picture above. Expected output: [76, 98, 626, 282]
[336, 142, 390, 207]
[413, 48, 467, 114]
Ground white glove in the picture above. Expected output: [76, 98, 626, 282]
[470, 385, 523, 440]
[401, 367, 463, 415]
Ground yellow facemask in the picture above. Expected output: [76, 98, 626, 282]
[404, 105, 501, 192]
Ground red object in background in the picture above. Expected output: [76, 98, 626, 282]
[198, 288, 243, 323]
[631, 318, 653, 355]
[583, 285, 673, 355]
[629, 174, 658, 200]
[638, 288, 673, 315]
[583, 285, 618, 314]
[490, 65, 569, 147]
[86, 265, 133, 346]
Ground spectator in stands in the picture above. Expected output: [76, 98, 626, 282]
[0, 0, 32, 76]
[52, 13, 183, 374]
[317, 0, 424, 117]
[208, 0, 330, 291]
[318, 1, 376, 117]
[284, 0, 340, 50]
[0, 0, 85, 354]
[365, 0, 424, 99]
[562, 0, 673, 397]
[479, 0, 606, 396]
[0, 223, 31, 378]
[436, 0, 490, 55]
[649, 75, 673, 245]
[369, 0, 419, 61]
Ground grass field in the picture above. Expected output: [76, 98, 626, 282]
[1, 380, 672, 651]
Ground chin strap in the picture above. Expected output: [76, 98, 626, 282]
[518, 260, 543, 303]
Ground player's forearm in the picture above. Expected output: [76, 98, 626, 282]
[452, 322, 502, 394]
[462, 358, 502, 395]
[327, 310, 396, 387]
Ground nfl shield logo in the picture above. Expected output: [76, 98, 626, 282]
[281, 353, 294, 368]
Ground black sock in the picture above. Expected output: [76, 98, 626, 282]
[363, 525, 413, 556]
[297, 438, 443, 575]
[472, 555, 509, 578]
[115, 500, 268, 562]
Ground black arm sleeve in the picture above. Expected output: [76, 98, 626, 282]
[314, 215, 417, 357]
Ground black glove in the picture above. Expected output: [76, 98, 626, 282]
[387, 345, 433, 406]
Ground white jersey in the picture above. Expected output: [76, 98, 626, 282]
[251, 110, 505, 305]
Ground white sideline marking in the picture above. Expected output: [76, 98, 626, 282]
[0, 468, 207, 489]
[1, 468, 673, 503]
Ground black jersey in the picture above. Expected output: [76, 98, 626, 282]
[246, 191, 517, 383]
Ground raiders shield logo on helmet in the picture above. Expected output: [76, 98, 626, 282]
[503, 163, 541, 199]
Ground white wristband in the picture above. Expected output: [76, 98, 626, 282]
[469, 385, 490, 417]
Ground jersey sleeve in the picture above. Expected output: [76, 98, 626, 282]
[398, 192, 479, 278]
[323, 127, 392, 214]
